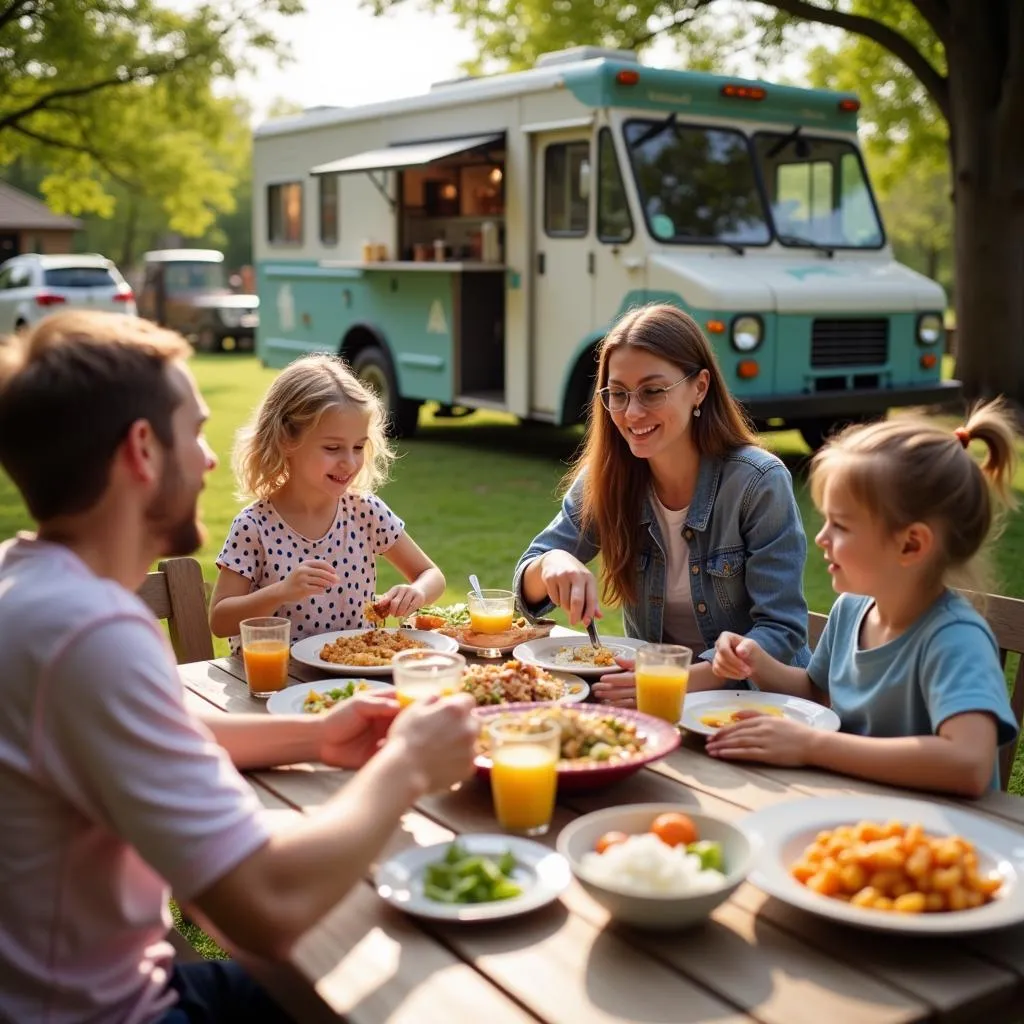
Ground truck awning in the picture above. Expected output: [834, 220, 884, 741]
[310, 133, 503, 176]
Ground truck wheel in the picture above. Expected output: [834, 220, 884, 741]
[351, 345, 421, 438]
[798, 416, 866, 452]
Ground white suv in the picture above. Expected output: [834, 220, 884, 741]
[0, 253, 137, 334]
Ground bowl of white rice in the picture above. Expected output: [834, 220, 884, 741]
[556, 804, 756, 930]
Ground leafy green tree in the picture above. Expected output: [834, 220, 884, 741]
[379, 0, 1023, 404]
[803, 19, 953, 295]
[0, 0, 302, 242]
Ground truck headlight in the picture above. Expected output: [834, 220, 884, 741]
[917, 313, 943, 345]
[731, 314, 763, 353]
[219, 308, 242, 329]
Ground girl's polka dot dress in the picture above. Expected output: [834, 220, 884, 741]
[216, 493, 405, 652]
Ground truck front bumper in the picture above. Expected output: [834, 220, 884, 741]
[743, 380, 963, 421]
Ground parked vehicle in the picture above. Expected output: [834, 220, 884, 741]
[0, 253, 136, 333]
[137, 248, 259, 352]
[251, 46, 959, 446]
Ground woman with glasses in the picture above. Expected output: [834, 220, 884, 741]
[513, 303, 810, 704]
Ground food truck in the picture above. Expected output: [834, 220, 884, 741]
[252, 46, 957, 446]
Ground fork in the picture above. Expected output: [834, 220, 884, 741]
[585, 617, 603, 651]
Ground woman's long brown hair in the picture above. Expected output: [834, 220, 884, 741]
[569, 304, 759, 607]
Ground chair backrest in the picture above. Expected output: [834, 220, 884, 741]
[968, 591, 1024, 791]
[137, 557, 214, 664]
[806, 593, 1024, 792]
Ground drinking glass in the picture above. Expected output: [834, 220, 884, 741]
[467, 588, 516, 635]
[240, 617, 291, 699]
[635, 643, 692, 724]
[488, 718, 561, 836]
[391, 649, 466, 707]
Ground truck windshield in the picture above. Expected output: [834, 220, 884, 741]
[623, 119, 771, 247]
[163, 262, 226, 294]
[752, 132, 884, 249]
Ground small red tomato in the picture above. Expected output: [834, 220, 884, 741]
[595, 830, 630, 854]
[650, 812, 699, 847]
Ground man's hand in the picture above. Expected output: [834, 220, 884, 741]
[317, 694, 400, 769]
[385, 693, 478, 792]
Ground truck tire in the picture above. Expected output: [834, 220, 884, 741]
[798, 416, 866, 453]
[351, 345, 421, 438]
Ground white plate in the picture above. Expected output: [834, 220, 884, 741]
[512, 635, 644, 679]
[682, 689, 841, 737]
[290, 628, 459, 676]
[744, 795, 1024, 935]
[375, 834, 571, 922]
[266, 678, 394, 715]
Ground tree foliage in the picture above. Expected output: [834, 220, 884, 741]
[0, 0, 303, 238]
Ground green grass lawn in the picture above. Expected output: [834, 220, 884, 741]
[2, 352, 1022, 796]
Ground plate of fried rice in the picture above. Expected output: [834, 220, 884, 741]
[290, 627, 459, 676]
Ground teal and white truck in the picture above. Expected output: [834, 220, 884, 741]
[252, 46, 958, 448]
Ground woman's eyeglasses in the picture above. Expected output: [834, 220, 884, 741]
[596, 373, 695, 413]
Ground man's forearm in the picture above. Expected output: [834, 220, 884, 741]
[202, 712, 322, 770]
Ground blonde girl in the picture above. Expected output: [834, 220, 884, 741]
[710, 401, 1019, 796]
[209, 353, 444, 646]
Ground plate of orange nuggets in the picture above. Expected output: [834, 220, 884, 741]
[743, 795, 1024, 934]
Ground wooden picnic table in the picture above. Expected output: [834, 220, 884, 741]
[179, 642, 1024, 1024]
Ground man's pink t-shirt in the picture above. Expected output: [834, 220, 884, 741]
[0, 537, 271, 1024]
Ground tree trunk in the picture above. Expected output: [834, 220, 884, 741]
[946, 1, 1024, 406]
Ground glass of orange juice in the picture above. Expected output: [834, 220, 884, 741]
[487, 718, 561, 836]
[467, 588, 516, 635]
[391, 649, 466, 707]
[240, 616, 291, 699]
[635, 643, 692, 724]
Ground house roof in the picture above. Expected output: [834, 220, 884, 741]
[0, 181, 82, 230]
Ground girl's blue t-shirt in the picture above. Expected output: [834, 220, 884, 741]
[808, 591, 1018, 789]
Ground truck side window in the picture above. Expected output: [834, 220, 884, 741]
[320, 174, 339, 245]
[597, 128, 633, 243]
[267, 182, 304, 244]
[544, 141, 590, 237]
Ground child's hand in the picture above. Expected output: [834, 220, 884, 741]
[280, 559, 339, 602]
[376, 584, 426, 621]
[705, 716, 815, 767]
[712, 632, 764, 682]
[590, 654, 636, 707]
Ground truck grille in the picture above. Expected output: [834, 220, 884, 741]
[811, 319, 889, 368]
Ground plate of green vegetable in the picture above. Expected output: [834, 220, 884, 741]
[374, 835, 571, 922]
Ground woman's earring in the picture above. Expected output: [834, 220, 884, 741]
[693, 406, 702, 418]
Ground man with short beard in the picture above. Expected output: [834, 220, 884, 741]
[0, 311, 478, 1024]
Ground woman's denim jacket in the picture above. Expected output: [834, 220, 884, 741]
[513, 445, 811, 670]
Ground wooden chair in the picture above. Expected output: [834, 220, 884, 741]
[805, 593, 1024, 792]
[137, 557, 214, 665]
